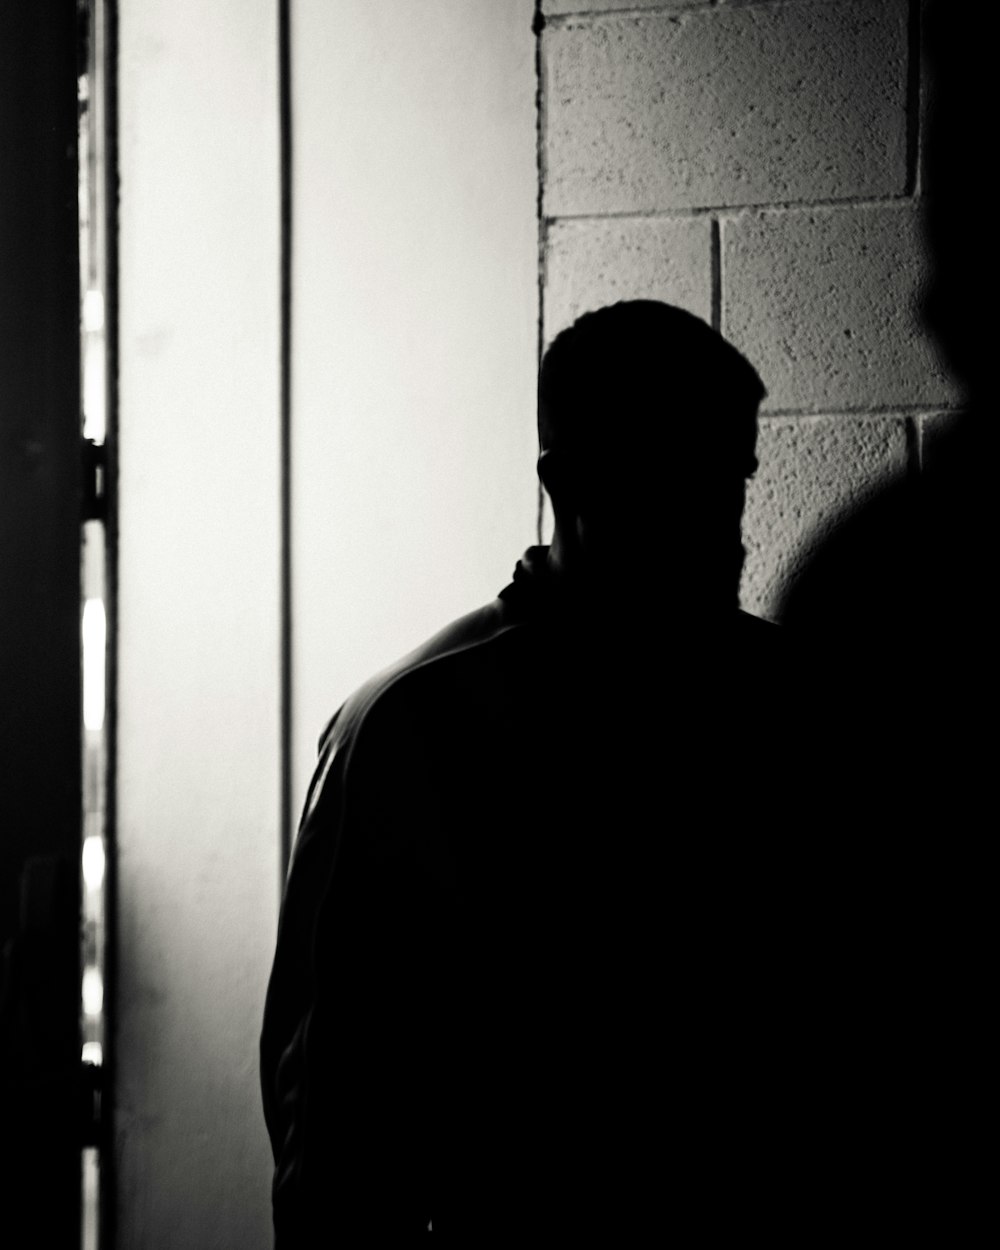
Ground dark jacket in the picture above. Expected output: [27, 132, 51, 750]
[260, 548, 904, 1239]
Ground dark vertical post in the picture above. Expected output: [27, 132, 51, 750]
[0, 0, 83, 1240]
[533, 0, 546, 544]
[102, 1, 121, 1244]
[279, 0, 294, 882]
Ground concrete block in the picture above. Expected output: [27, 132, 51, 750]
[740, 415, 911, 620]
[544, 215, 712, 342]
[543, 0, 908, 215]
[723, 205, 958, 413]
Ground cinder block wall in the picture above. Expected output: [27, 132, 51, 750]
[538, 0, 955, 619]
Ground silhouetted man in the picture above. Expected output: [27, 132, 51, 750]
[261, 302, 828, 1240]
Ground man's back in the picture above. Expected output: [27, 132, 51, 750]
[259, 548, 880, 1238]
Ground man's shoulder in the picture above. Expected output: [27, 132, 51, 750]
[734, 608, 783, 641]
[320, 595, 529, 756]
[732, 609, 804, 673]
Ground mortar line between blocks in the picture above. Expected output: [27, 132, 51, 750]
[710, 217, 721, 333]
[547, 3, 714, 25]
[905, 0, 922, 196]
[548, 0, 903, 26]
[545, 194, 921, 227]
[534, 0, 547, 546]
[759, 405, 959, 421]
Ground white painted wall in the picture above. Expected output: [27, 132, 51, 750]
[289, 0, 539, 824]
[116, 2, 280, 1246]
[114, 2, 537, 1241]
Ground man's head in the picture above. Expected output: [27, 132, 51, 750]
[537, 301, 766, 612]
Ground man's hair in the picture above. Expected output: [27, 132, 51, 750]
[538, 301, 766, 475]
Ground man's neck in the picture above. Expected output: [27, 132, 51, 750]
[544, 539, 739, 626]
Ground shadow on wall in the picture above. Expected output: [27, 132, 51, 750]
[777, 1, 993, 814]
[766, 12, 990, 1220]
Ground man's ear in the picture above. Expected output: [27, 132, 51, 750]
[537, 448, 560, 498]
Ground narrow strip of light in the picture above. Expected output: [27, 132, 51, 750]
[82, 968, 104, 1017]
[82, 835, 105, 892]
[82, 1041, 103, 1066]
[83, 288, 104, 333]
[82, 598, 106, 731]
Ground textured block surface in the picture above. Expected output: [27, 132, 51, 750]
[544, 215, 712, 342]
[740, 416, 911, 619]
[544, 0, 908, 215]
[723, 206, 957, 413]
